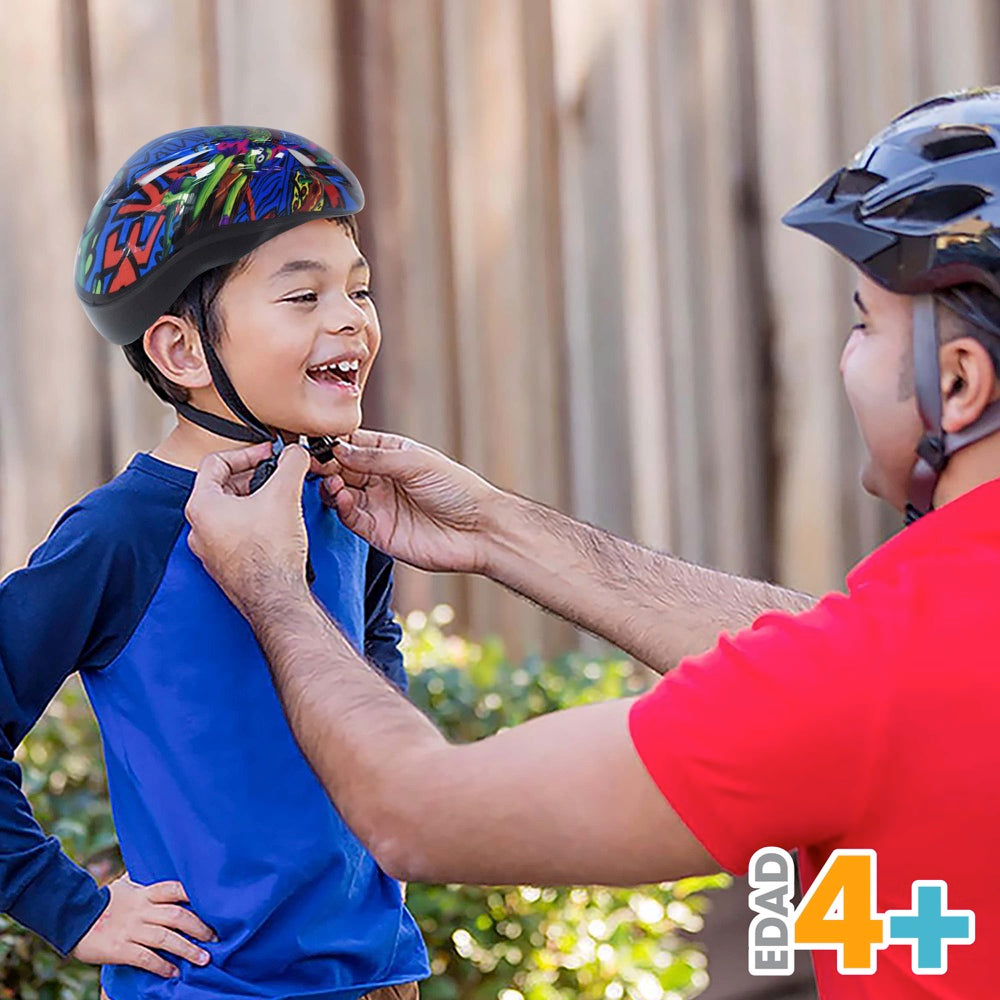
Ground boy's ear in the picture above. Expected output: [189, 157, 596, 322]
[144, 316, 212, 390]
[939, 336, 998, 434]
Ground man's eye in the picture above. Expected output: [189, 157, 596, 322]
[284, 292, 318, 304]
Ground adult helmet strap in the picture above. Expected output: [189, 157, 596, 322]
[905, 294, 1000, 523]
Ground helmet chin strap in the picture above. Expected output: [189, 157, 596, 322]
[169, 317, 335, 587]
[169, 288, 275, 445]
[905, 294, 1000, 523]
[168, 291, 338, 496]
[173, 336, 275, 445]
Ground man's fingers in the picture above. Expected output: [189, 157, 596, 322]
[321, 473, 345, 496]
[146, 880, 189, 905]
[310, 454, 341, 477]
[329, 484, 358, 525]
[329, 484, 379, 541]
[343, 428, 412, 451]
[121, 943, 178, 979]
[332, 440, 413, 478]
[228, 468, 256, 497]
[137, 925, 211, 967]
[199, 442, 273, 483]
[187, 446, 272, 514]
[269, 443, 311, 491]
[337, 465, 372, 490]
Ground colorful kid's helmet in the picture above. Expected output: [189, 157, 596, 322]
[75, 126, 364, 446]
[783, 87, 1000, 521]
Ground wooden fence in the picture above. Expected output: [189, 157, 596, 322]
[2, 0, 999, 656]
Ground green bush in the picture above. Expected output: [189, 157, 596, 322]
[1, 607, 727, 1000]
[0, 680, 116, 1000]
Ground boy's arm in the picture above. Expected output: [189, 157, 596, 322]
[362, 547, 407, 692]
[0, 506, 215, 973]
[0, 514, 114, 953]
[0, 734, 109, 953]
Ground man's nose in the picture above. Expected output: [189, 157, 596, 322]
[840, 328, 861, 375]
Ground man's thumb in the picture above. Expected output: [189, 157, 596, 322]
[333, 440, 409, 476]
[272, 443, 311, 490]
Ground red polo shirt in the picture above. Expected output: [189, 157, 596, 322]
[629, 478, 1000, 999]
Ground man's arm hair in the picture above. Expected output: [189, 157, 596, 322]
[482, 493, 815, 673]
[246, 584, 718, 887]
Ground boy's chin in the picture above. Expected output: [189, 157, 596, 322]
[278, 414, 362, 441]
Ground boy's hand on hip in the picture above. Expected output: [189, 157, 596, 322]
[71, 875, 215, 978]
[317, 430, 500, 574]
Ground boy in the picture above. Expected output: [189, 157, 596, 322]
[0, 126, 428, 1000]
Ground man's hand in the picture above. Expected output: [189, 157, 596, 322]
[72, 875, 215, 979]
[318, 430, 502, 574]
[185, 442, 311, 613]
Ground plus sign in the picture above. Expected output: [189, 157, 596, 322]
[885, 881, 975, 974]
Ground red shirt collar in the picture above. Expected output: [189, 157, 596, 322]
[847, 475, 1000, 586]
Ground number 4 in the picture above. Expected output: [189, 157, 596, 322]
[793, 849, 886, 974]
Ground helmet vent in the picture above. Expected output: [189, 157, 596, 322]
[833, 169, 885, 197]
[868, 185, 986, 224]
[918, 126, 995, 161]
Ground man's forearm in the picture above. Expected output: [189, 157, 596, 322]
[242, 585, 445, 866]
[241, 583, 717, 887]
[482, 493, 815, 673]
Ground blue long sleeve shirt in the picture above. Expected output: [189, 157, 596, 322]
[0, 453, 429, 999]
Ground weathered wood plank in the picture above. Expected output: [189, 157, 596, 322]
[87, 0, 217, 468]
[0, 1, 105, 572]
[334, 0, 468, 627]
[752, 0, 845, 594]
[5, 0, 999, 646]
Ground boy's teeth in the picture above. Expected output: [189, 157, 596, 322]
[311, 359, 360, 373]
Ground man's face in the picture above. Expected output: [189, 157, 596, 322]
[213, 218, 379, 439]
[841, 272, 925, 511]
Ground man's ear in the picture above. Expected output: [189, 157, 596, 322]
[144, 316, 212, 390]
[939, 336, 998, 434]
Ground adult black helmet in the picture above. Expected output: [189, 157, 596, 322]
[783, 87, 1000, 296]
[783, 88, 1000, 521]
[74, 126, 364, 446]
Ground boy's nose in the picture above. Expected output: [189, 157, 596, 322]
[324, 299, 368, 334]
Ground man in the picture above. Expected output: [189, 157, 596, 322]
[186, 89, 1000, 997]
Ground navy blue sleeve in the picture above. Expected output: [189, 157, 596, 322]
[0, 500, 151, 954]
[363, 548, 407, 693]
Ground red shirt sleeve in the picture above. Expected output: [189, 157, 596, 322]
[628, 585, 892, 875]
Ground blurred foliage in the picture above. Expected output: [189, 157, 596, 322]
[1, 606, 728, 1000]
[0, 681, 116, 1000]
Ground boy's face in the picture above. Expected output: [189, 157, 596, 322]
[213, 218, 379, 439]
[840, 271, 924, 511]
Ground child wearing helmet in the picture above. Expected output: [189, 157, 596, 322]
[0, 127, 428, 1000]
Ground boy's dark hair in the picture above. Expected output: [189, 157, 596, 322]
[122, 215, 361, 405]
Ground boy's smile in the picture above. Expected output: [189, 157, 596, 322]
[210, 218, 379, 439]
[305, 354, 363, 394]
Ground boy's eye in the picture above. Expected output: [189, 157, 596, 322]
[283, 291, 318, 305]
[351, 288, 375, 303]
[850, 322, 867, 335]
